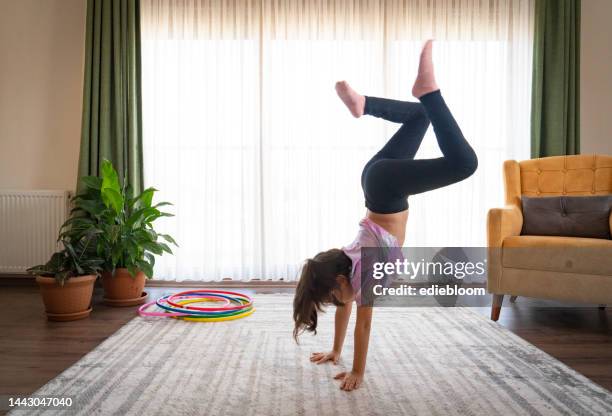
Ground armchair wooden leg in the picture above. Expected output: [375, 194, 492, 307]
[491, 294, 504, 321]
[509, 296, 518, 303]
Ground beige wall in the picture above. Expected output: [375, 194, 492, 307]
[0, 0, 86, 191]
[581, 0, 612, 155]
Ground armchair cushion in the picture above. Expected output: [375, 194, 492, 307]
[502, 235, 612, 275]
[521, 195, 612, 239]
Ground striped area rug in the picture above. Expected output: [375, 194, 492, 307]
[13, 294, 612, 416]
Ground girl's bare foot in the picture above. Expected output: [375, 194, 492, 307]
[412, 40, 439, 99]
[335, 81, 365, 118]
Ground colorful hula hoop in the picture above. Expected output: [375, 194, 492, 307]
[138, 289, 254, 322]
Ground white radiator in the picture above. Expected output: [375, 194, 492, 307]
[0, 190, 71, 273]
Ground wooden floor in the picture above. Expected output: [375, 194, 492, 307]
[0, 284, 610, 412]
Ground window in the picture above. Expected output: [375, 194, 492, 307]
[141, 0, 534, 281]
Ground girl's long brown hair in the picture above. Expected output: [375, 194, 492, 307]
[293, 248, 352, 341]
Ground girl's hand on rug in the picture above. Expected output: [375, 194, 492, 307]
[334, 371, 363, 391]
[310, 351, 340, 365]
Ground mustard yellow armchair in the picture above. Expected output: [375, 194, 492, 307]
[487, 154, 612, 321]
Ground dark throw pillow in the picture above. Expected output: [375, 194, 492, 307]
[521, 195, 612, 239]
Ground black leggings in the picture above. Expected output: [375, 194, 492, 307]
[361, 90, 478, 214]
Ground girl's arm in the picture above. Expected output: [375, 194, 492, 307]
[334, 305, 372, 391]
[310, 302, 353, 364]
[333, 301, 353, 353]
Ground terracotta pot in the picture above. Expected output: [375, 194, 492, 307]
[102, 268, 148, 307]
[36, 275, 96, 321]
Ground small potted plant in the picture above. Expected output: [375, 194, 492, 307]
[28, 232, 103, 321]
[66, 159, 177, 306]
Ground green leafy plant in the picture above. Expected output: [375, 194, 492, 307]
[61, 159, 177, 278]
[27, 231, 104, 285]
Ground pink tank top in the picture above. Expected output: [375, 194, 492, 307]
[341, 218, 401, 305]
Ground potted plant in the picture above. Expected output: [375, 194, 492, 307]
[28, 232, 104, 321]
[64, 159, 177, 306]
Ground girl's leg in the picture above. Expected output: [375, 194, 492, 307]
[363, 41, 477, 213]
[363, 96, 430, 160]
[335, 81, 430, 161]
[364, 96, 424, 124]
[360, 97, 430, 199]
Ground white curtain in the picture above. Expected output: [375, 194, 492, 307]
[141, 0, 534, 281]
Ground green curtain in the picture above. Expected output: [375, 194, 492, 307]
[78, 0, 143, 194]
[531, 0, 581, 158]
